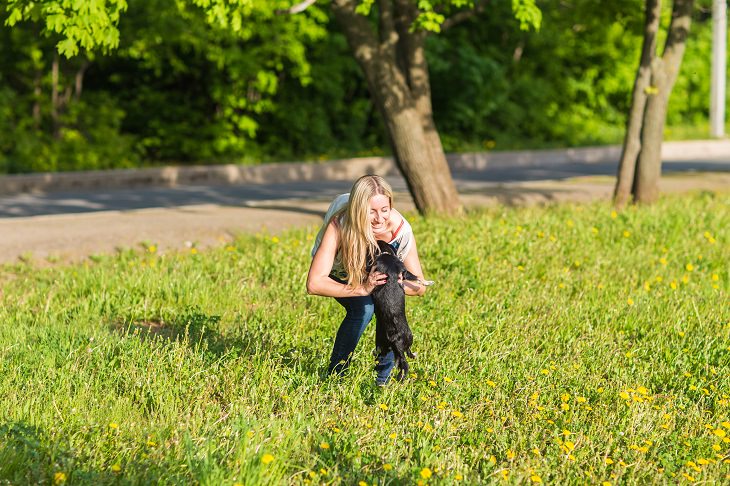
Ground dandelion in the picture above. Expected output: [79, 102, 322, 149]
[444, 376, 453, 383]
[452, 410, 463, 418]
[623, 231, 631, 238]
[420, 468, 432, 479]
[602, 482, 612, 486]
[108, 422, 119, 430]
[429, 380, 437, 387]
[54, 472, 67, 485]
[611, 211, 618, 219]
[320, 442, 330, 449]
[627, 298, 634, 306]
[686, 263, 694, 272]
[455, 473, 463, 480]
[111, 463, 121, 472]
[379, 403, 388, 411]
[506, 449, 516, 460]
[272, 236, 279, 243]
[190, 248, 198, 255]
[530, 474, 543, 483]
[389, 433, 397, 439]
[500, 469, 510, 480]
[486, 380, 496, 387]
[605, 457, 614, 464]
[576, 396, 587, 403]
[383, 464, 393, 471]
[714, 429, 727, 438]
[261, 454, 275, 464]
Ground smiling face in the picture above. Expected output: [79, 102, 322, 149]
[369, 194, 391, 237]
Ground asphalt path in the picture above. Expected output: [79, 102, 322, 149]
[0, 155, 728, 264]
[1, 158, 729, 218]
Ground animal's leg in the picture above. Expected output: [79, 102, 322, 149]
[392, 348, 409, 381]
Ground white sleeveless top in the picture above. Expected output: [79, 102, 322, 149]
[311, 193, 414, 280]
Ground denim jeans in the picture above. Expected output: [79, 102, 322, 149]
[328, 294, 395, 385]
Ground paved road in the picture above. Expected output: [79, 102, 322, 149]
[0, 155, 728, 264]
[1, 158, 728, 218]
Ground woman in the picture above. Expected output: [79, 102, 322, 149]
[306, 175, 427, 385]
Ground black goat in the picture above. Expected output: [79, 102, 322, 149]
[370, 240, 418, 382]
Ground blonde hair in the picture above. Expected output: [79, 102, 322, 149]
[335, 175, 393, 288]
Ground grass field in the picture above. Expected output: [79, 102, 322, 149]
[1, 191, 728, 485]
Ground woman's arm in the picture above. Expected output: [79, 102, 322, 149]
[306, 220, 385, 297]
[402, 238, 427, 297]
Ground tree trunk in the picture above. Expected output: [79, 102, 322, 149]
[633, 0, 694, 204]
[614, 0, 661, 208]
[32, 71, 42, 129]
[332, 0, 462, 215]
[51, 52, 61, 139]
[614, 0, 694, 207]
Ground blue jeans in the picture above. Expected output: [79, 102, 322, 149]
[328, 294, 395, 385]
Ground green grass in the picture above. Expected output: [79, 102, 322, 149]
[1, 192, 729, 485]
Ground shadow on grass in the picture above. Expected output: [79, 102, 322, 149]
[0, 422, 126, 484]
[110, 306, 323, 378]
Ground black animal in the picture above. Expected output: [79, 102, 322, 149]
[370, 240, 418, 381]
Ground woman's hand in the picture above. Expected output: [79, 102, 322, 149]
[363, 268, 387, 295]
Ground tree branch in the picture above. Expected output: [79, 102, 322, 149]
[441, 0, 488, 32]
[276, 0, 318, 15]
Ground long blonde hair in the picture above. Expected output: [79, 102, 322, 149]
[335, 175, 393, 288]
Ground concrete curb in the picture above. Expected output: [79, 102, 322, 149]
[1, 140, 728, 196]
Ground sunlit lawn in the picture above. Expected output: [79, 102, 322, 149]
[1, 191, 728, 485]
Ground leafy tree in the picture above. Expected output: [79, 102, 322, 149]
[2, 0, 327, 168]
[4, 0, 539, 216]
[323, 0, 541, 215]
[613, 0, 695, 207]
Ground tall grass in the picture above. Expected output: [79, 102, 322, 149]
[1, 191, 728, 485]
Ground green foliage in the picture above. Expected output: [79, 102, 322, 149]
[0, 0, 724, 173]
[511, 0, 542, 31]
[0, 192, 728, 483]
[4, 0, 128, 57]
